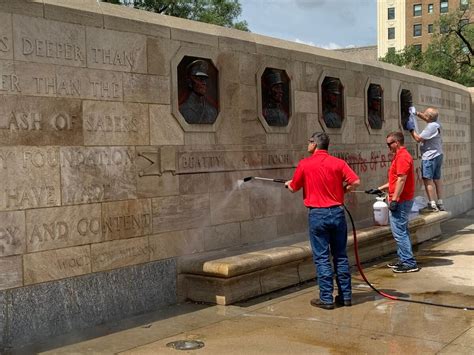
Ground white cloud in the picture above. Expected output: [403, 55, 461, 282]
[294, 38, 316, 46]
[294, 39, 357, 50]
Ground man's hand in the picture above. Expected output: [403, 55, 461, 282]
[365, 188, 383, 195]
[285, 180, 293, 192]
[388, 201, 399, 212]
[408, 106, 416, 115]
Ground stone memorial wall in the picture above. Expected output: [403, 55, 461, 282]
[0, 0, 472, 348]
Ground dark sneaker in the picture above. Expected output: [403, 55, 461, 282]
[393, 264, 420, 273]
[335, 295, 352, 307]
[387, 261, 402, 268]
[437, 203, 445, 211]
[419, 205, 439, 214]
[310, 298, 334, 310]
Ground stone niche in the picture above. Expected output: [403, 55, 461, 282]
[0, 1, 471, 349]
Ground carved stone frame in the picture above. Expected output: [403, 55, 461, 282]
[364, 77, 384, 135]
[256, 60, 295, 134]
[171, 46, 221, 132]
[397, 82, 417, 132]
[318, 71, 347, 134]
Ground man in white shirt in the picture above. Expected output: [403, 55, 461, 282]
[406, 107, 444, 212]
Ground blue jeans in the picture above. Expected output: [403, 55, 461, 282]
[389, 200, 417, 267]
[308, 206, 351, 304]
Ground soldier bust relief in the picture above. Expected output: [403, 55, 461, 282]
[262, 69, 290, 127]
[368, 84, 383, 129]
[179, 59, 218, 124]
[322, 77, 344, 129]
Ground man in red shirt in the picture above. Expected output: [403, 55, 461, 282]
[376, 131, 419, 273]
[286, 132, 360, 310]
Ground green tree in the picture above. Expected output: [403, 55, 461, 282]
[381, 3, 473, 86]
[101, 0, 249, 31]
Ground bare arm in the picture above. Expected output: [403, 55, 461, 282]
[345, 179, 360, 193]
[416, 111, 430, 122]
[409, 129, 424, 143]
[285, 180, 295, 193]
[378, 182, 389, 191]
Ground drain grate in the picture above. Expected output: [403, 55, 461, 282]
[166, 340, 205, 351]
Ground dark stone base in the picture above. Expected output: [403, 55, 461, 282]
[0, 259, 176, 350]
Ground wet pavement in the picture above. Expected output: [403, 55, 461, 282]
[19, 212, 474, 354]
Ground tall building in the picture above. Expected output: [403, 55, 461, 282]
[377, 0, 471, 58]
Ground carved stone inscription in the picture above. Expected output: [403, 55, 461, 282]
[14, 62, 123, 101]
[0, 96, 83, 145]
[26, 204, 102, 253]
[0, 211, 25, 257]
[102, 199, 152, 241]
[0, 60, 20, 94]
[0, 13, 12, 60]
[23, 245, 91, 285]
[0, 147, 60, 211]
[91, 237, 153, 272]
[86, 28, 146, 73]
[60, 147, 137, 204]
[176, 149, 302, 174]
[13, 15, 86, 67]
[83, 101, 149, 146]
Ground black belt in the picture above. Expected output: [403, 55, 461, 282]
[308, 205, 342, 209]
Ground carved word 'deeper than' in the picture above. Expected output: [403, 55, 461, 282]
[90, 48, 138, 68]
[22, 37, 84, 62]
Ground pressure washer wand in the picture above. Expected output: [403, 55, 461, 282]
[243, 176, 287, 184]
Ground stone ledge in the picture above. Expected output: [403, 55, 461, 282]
[180, 211, 450, 305]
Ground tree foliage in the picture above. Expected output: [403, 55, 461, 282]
[381, 4, 473, 86]
[101, 0, 249, 31]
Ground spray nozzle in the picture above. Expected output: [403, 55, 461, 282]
[365, 188, 384, 197]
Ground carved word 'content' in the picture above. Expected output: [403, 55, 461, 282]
[103, 213, 151, 234]
[29, 217, 101, 245]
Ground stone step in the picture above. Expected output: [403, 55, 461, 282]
[179, 211, 450, 305]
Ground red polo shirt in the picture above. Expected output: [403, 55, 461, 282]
[388, 146, 415, 202]
[289, 150, 359, 208]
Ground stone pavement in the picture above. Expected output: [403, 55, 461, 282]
[18, 212, 474, 355]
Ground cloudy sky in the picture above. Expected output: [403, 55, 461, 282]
[239, 0, 377, 49]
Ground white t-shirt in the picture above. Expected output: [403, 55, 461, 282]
[420, 121, 443, 160]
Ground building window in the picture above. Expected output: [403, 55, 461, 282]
[413, 24, 422, 37]
[460, 0, 469, 10]
[388, 7, 395, 20]
[413, 44, 422, 52]
[428, 4, 434, 13]
[388, 27, 395, 40]
[413, 4, 422, 16]
[428, 24, 434, 33]
[440, 1, 448, 13]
